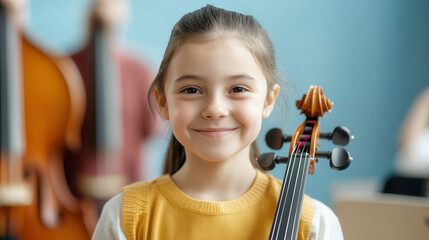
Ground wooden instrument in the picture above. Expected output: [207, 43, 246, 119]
[0, 3, 32, 238]
[257, 86, 353, 239]
[65, 0, 156, 220]
[69, 17, 127, 201]
[0, 1, 91, 239]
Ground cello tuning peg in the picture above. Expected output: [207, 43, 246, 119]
[257, 152, 276, 171]
[320, 126, 352, 146]
[265, 128, 292, 150]
[256, 152, 288, 171]
[315, 147, 352, 171]
[329, 147, 351, 170]
[266, 128, 282, 149]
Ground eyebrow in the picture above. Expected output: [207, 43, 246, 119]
[229, 74, 257, 81]
[173, 74, 256, 83]
[173, 74, 203, 83]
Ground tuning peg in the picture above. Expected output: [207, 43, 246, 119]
[315, 147, 352, 170]
[265, 128, 292, 150]
[319, 126, 353, 146]
[256, 152, 289, 171]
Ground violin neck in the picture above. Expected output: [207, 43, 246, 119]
[269, 152, 311, 240]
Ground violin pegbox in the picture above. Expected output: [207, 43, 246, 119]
[257, 85, 354, 173]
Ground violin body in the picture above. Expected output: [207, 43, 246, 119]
[258, 86, 353, 239]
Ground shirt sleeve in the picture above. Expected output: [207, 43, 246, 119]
[309, 198, 344, 240]
[92, 193, 127, 240]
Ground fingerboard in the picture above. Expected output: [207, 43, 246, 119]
[269, 151, 311, 240]
[0, 4, 24, 155]
[92, 22, 122, 150]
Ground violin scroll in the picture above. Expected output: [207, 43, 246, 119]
[296, 85, 333, 118]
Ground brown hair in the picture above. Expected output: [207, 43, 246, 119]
[148, 5, 280, 175]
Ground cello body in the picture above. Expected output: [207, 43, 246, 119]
[0, 2, 91, 238]
[20, 35, 91, 240]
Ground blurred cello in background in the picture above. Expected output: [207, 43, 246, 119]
[64, 0, 157, 229]
[0, 0, 91, 239]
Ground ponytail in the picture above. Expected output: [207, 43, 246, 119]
[163, 135, 185, 175]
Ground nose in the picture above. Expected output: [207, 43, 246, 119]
[201, 93, 229, 120]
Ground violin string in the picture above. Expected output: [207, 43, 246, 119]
[292, 133, 312, 238]
[285, 152, 302, 239]
[270, 143, 298, 239]
[282, 129, 312, 240]
[291, 151, 310, 239]
[275, 144, 300, 239]
[290, 138, 309, 236]
[283, 148, 302, 239]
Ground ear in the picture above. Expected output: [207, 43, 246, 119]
[262, 84, 280, 119]
[153, 89, 169, 120]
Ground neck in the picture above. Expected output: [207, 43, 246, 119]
[171, 147, 257, 201]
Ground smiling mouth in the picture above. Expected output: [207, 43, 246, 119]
[194, 128, 237, 137]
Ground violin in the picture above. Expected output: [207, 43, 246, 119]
[257, 86, 353, 239]
[0, 0, 91, 239]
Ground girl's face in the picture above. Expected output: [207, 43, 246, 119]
[155, 37, 279, 164]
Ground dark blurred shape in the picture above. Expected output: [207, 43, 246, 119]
[383, 175, 428, 197]
[383, 87, 429, 197]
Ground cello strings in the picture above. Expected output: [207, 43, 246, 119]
[290, 136, 311, 237]
[274, 144, 300, 239]
[283, 149, 303, 239]
[270, 144, 298, 239]
[274, 130, 312, 240]
[290, 152, 310, 239]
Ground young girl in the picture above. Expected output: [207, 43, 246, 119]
[92, 5, 343, 240]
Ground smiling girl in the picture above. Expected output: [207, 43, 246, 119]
[92, 5, 343, 240]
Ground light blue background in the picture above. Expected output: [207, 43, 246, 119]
[25, 0, 429, 206]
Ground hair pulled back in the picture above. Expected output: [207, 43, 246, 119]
[148, 5, 279, 175]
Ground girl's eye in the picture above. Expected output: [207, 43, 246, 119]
[230, 86, 249, 93]
[180, 87, 201, 94]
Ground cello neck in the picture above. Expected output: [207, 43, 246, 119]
[0, 3, 24, 158]
[91, 21, 122, 152]
[269, 151, 311, 240]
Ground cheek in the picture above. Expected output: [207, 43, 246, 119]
[167, 100, 196, 130]
[234, 99, 265, 130]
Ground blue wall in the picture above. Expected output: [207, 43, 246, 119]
[26, 0, 429, 206]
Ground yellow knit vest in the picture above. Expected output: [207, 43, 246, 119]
[121, 171, 314, 240]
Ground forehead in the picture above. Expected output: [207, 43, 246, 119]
[166, 38, 265, 82]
